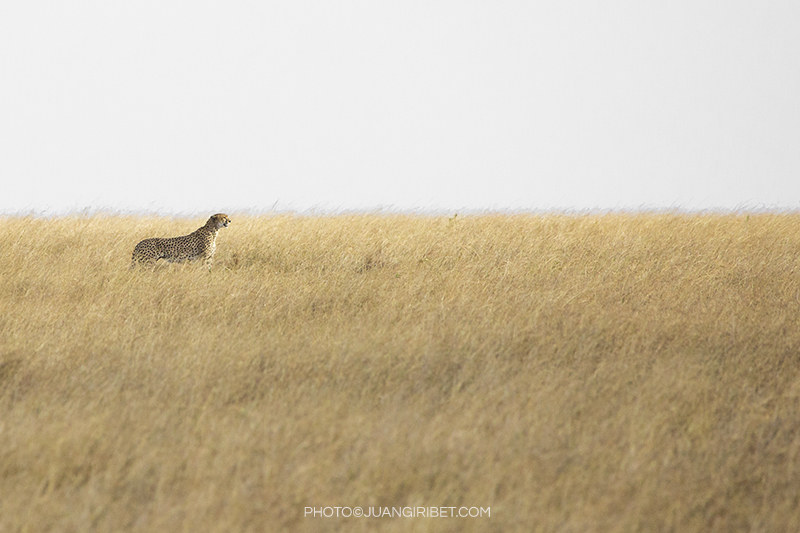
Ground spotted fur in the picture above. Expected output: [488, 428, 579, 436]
[131, 214, 231, 269]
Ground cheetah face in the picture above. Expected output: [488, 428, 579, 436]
[210, 213, 231, 229]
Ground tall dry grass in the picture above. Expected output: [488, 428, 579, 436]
[1, 212, 800, 532]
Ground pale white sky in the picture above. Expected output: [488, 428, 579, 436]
[1, 1, 799, 214]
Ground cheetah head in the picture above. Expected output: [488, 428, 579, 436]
[208, 213, 231, 229]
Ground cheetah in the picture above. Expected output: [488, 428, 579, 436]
[131, 213, 231, 269]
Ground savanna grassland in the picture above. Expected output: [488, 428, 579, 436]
[1, 212, 800, 532]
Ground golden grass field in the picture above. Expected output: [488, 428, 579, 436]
[1, 212, 800, 532]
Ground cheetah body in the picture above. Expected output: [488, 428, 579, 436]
[131, 213, 230, 269]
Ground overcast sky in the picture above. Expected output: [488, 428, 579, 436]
[1, 1, 799, 214]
